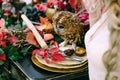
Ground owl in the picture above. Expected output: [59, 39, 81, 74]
[52, 11, 83, 50]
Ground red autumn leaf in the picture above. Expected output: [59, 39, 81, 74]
[0, 54, 6, 61]
[39, 48, 48, 58]
[26, 32, 38, 47]
[52, 53, 65, 62]
[48, 47, 59, 54]
[32, 49, 41, 55]
[41, 52, 48, 58]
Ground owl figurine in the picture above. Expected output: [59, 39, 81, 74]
[52, 11, 83, 50]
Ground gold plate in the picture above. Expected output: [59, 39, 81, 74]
[35, 54, 87, 69]
[32, 55, 88, 73]
[56, 54, 87, 66]
[58, 45, 87, 66]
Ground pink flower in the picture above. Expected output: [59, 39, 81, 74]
[7, 36, 19, 45]
[78, 13, 89, 23]
[35, 3, 47, 12]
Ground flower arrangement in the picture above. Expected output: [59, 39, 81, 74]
[0, 0, 89, 79]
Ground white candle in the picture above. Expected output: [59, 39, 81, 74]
[21, 14, 48, 48]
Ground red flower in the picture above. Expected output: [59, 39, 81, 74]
[7, 35, 19, 45]
[4, 10, 11, 16]
[0, 33, 4, 41]
[0, 0, 2, 4]
[0, 41, 6, 47]
[0, 31, 7, 47]
[56, 0, 66, 9]
[0, 54, 6, 61]
[47, 2, 54, 8]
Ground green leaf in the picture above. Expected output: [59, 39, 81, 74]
[2, 45, 12, 53]
[54, 33, 64, 43]
[7, 47, 23, 60]
[0, 61, 4, 65]
[20, 46, 31, 56]
[0, 48, 4, 55]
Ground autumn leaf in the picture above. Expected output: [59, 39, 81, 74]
[48, 47, 59, 54]
[44, 33, 54, 41]
[52, 53, 65, 62]
[35, 25, 46, 31]
[26, 32, 38, 47]
[40, 16, 50, 24]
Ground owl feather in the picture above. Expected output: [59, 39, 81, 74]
[52, 11, 83, 49]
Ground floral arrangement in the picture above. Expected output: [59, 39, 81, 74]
[0, 0, 89, 79]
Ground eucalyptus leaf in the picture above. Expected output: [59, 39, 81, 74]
[0, 48, 4, 55]
[0, 61, 4, 65]
[7, 47, 23, 60]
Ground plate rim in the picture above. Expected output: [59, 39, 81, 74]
[35, 54, 88, 69]
[31, 55, 88, 73]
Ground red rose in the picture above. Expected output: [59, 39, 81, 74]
[4, 10, 11, 16]
[0, 54, 6, 61]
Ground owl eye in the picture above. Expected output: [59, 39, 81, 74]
[59, 26, 64, 29]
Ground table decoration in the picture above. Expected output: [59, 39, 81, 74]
[0, 0, 89, 78]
